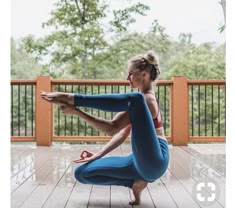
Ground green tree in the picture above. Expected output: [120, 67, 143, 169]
[22, 0, 150, 79]
[88, 20, 172, 79]
[162, 37, 225, 79]
[11, 38, 42, 79]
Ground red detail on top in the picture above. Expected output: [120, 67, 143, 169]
[153, 115, 163, 129]
[143, 92, 163, 128]
[153, 100, 163, 128]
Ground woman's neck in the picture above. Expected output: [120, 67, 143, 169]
[139, 83, 154, 94]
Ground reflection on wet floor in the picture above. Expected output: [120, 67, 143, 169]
[11, 143, 226, 208]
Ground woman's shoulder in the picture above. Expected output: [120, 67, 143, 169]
[143, 93, 159, 118]
[143, 92, 156, 103]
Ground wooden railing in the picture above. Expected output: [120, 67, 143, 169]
[11, 76, 226, 146]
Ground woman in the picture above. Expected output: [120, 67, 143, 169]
[41, 51, 169, 205]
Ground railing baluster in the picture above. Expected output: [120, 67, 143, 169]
[78, 84, 80, 136]
[211, 85, 214, 136]
[64, 85, 67, 136]
[85, 84, 87, 136]
[57, 85, 61, 136]
[11, 85, 13, 136]
[224, 85, 226, 135]
[98, 85, 100, 136]
[91, 85, 94, 136]
[71, 85, 74, 136]
[31, 85, 34, 136]
[205, 85, 207, 136]
[218, 85, 220, 136]
[191, 85, 194, 136]
[111, 85, 114, 120]
[164, 86, 167, 135]
[25, 85, 27, 136]
[198, 85, 200, 136]
[18, 85, 20, 136]
[105, 85, 107, 120]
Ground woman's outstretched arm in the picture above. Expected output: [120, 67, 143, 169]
[55, 101, 131, 136]
[74, 109, 130, 136]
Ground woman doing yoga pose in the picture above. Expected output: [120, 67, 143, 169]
[41, 51, 169, 205]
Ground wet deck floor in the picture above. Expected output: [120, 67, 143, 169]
[11, 143, 225, 208]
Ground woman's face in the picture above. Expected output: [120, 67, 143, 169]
[126, 64, 143, 88]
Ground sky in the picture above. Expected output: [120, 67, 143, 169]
[11, 0, 225, 44]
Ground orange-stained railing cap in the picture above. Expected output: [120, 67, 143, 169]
[188, 80, 225, 85]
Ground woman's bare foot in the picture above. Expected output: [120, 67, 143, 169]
[129, 180, 148, 205]
[55, 93, 74, 105]
[41, 91, 74, 105]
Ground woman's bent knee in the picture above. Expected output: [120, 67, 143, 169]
[74, 165, 88, 184]
[129, 92, 145, 106]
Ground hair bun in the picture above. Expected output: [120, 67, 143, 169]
[143, 51, 158, 66]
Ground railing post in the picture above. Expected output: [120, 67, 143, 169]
[35, 76, 53, 146]
[170, 76, 189, 146]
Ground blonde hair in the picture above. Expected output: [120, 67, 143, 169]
[128, 51, 160, 80]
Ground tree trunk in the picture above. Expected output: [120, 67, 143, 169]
[219, 0, 226, 24]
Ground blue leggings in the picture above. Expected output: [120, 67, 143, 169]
[74, 92, 169, 188]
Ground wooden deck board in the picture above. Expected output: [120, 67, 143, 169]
[11, 147, 46, 178]
[19, 148, 77, 208]
[11, 150, 57, 208]
[11, 147, 54, 194]
[169, 148, 223, 208]
[178, 146, 226, 207]
[160, 169, 200, 208]
[147, 179, 178, 208]
[181, 145, 226, 176]
[42, 149, 81, 208]
[11, 143, 225, 208]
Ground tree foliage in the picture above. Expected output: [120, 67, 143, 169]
[13, 0, 225, 80]
[11, 38, 42, 79]
[22, 0, 150, 78]
[162, 40, 225, 79]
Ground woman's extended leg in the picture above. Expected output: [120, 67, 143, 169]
[74, 92, 169, 182]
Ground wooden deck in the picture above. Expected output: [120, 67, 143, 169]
[11, 143, 225, 208]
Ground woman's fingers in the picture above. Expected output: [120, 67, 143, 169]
[80, 150, 94, 159]
[73, 159, 88, 163]
[73, 156, 96, 163]
[73, 158, 85, 163]
[73, 157, 91, 163]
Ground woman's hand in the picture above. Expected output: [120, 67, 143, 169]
[59, 104, 78, 115]
[73, 150, 100, 163]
